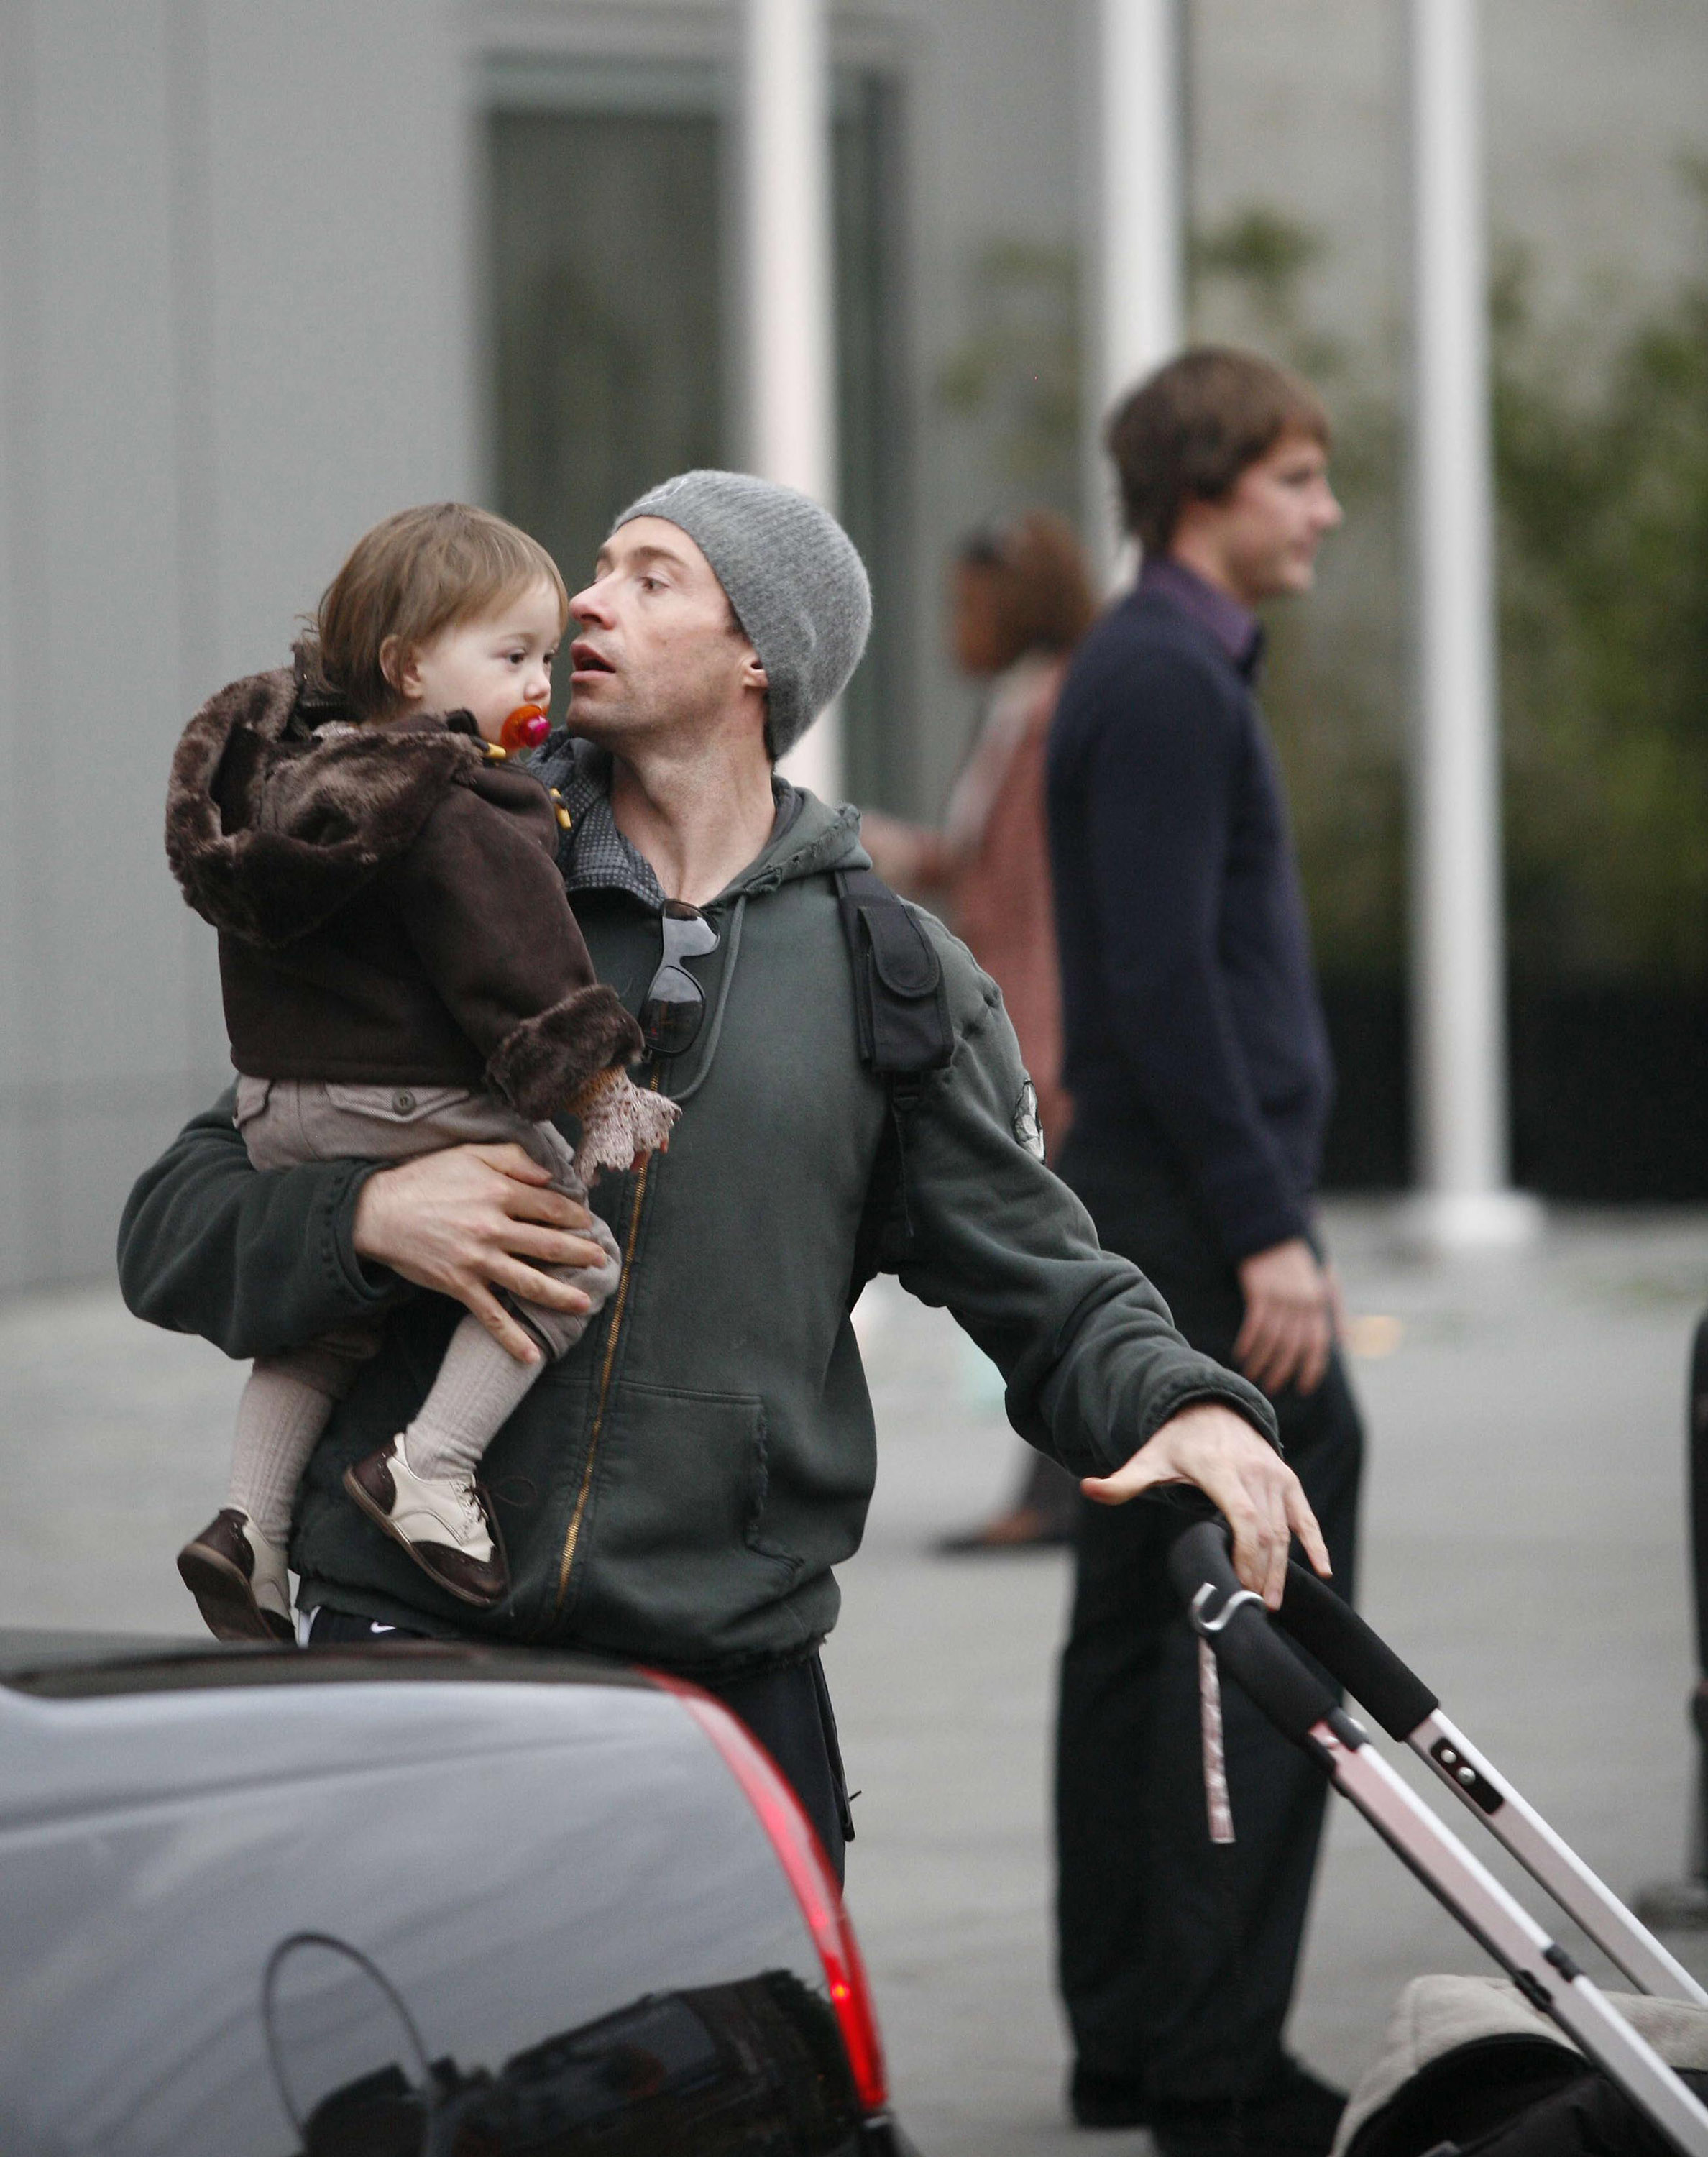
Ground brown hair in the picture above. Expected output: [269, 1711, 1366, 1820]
[299, 503, 569, 720]
[1105, 347, 1330, 554]
[957, 509, 1097, 667]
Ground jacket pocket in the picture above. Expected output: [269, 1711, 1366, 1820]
[574, 1380, 807, 1659]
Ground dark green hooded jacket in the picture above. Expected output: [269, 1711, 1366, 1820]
[120, 752, 1276, 1680]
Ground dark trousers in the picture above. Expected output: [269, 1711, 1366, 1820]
[1054, 1133, 1364, 2109]
[304, 1608, 853, 1884]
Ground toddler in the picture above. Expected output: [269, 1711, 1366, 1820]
[167, 503, 676, 1641]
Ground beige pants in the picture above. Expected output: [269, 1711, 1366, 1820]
[235, 1076, 623, 1386]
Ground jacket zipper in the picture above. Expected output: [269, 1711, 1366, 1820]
[552, 1145, 653, 1617]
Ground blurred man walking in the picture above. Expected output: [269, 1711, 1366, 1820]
[1048, 349, 1364, 2155]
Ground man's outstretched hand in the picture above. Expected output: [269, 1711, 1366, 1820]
[1080, 1400, 1330, 1608]
[352, 1143, 612, 1365]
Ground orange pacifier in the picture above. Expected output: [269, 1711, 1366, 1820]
[500, 703, 550, 752]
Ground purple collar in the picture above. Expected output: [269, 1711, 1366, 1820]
[1139, 557, 1264, 678]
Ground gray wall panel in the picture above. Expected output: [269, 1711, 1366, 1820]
[200, 0, 475, 685]
[32, 1, 188, 1096]
[0, 0, 473, 1290]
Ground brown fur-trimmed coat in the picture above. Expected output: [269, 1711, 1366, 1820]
[166, 667, 640, 1120]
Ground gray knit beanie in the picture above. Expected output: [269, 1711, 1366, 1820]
[609, 470, 871, 759]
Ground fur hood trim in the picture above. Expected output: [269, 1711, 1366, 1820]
[485, 984, 644, 1122]
[166, 668, 485, 948]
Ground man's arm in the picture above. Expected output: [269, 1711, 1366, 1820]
[887, 949, 1326, 1598]
[119, 1090, 613, 1365]
[117, 1088, 398, 1357]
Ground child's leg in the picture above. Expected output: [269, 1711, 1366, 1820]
[228, 1357, 338, 1547]
[340, 1158, 621, 1609]
[180, 1336, 374, 1644]
[377, 1107, 622, 1492]
[237, 1084, 625, 1608]
[342, 1319, 536, 1607]
[398, 1314, 546, 1484]
[398, 1175, 623, 1485]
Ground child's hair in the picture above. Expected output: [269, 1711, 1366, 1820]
[298, 503, 570, 720]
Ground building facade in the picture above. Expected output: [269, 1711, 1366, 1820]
[2, 0, 1705, 1286]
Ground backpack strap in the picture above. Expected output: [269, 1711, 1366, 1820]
[837, 867, 956, 1301]
[835, 867, 955, 1091]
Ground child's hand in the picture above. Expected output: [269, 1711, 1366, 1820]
[353, 1144, 608, 1363]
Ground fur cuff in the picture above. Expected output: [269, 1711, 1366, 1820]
[485, 985, 643, 1122]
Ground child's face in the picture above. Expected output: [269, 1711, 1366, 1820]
[393, 579, 563, 741]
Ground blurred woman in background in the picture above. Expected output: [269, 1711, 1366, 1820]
[862, 508, 1096, 1548]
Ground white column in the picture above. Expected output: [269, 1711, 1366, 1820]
[1405, 0, 1539, 1247]
[1086, 0, 1184, 582]
[740, 0, 841, 801]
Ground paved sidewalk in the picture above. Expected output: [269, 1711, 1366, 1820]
[5, 1203, 1708, 2151]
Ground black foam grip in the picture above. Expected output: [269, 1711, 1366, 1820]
[1167, 1523, 1343, 1750]
[1275, 1562, 1438, 1740]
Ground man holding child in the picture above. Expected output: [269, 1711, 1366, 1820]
[121, 468, 1326, 1910]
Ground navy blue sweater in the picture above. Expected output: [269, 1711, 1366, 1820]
[1047, 580, 1333, 1263]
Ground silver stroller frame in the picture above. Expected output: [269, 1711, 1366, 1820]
[1172, 1522, 1708, 2157]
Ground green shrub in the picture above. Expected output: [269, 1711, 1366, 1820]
[1494, 184, 1708, 986]
[1196, 185, 1708, 992]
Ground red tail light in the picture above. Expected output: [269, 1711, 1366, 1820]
[651, 1672, 889, 2114]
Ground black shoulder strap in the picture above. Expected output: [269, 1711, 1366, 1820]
[835, 867, 955, 1096]
[837, 868, 955, 1302]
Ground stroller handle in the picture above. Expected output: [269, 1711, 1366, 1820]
[1168, 1522, 1442, 1744]
[1274, 1560, 1440, 1741]
[1167, 1522, 1346, 1749]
